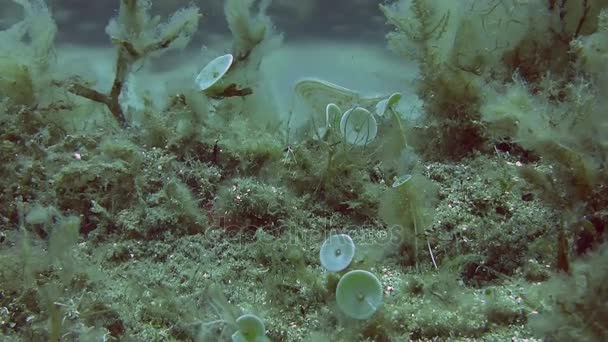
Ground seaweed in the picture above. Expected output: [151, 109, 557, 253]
[2, 0, 608, 340]
[62, 0, 200, 128]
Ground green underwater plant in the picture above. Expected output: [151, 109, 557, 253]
[2, 0, 607, 340]
[335, 270, 383, 320]
[325, 103, 342, 130]
[527, 243, 608, 340]
[375, 92, 402, 117]
[220, 0, 283, 113]
[380, 0, 485, 159]
[63, 0, 201, 128]
[380, 0, 603, 159]
[479, 6, 608, 273]
[0, 0, 56, 109]
[196, 54, 234, 93]
[225, 0, 275, 60]
[379, 172, 438, 268]
[319, 234, 355, 272]
[194, 283, 272, 342]
[313, 102, 342, 140]
[319, 236, 383, 320]
[231, 314, 267, 342]
[290, 78, 383, 139]
[339, 107, 378, 146]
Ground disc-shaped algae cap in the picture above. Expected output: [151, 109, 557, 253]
[320, 234, 355, 272]
[314, 102, 342, 140]
[375, 92, 402, 117]
[231, 314, 265, 342]
[336, 270, 383, 320]
[325, 102, 342, 128]
[339, 107, 378, 146]
[292, 78, 383, 134]
[195, 53, 234, 91]
[392, 174, 413, 188]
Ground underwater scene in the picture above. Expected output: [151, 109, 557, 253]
[1, 0, 607, 341]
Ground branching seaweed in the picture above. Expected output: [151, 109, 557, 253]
[61, 0, 200, 128]
[380, 0, 450, 76]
